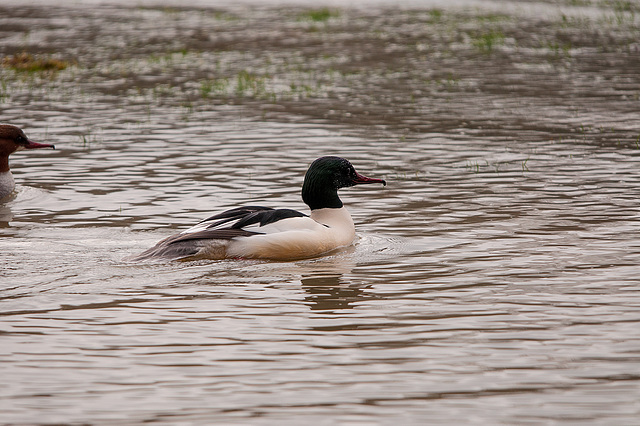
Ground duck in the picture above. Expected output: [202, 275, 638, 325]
[0, 124, 55, 200]
[129, 156, 386, 261]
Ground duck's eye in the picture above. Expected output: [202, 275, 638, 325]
[15, 136, 25, 144]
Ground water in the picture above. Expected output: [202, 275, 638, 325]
[1, 1, 640, 424]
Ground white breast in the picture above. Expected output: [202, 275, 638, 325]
[225, 207, 356, 260]
[0, 171, 15, 200]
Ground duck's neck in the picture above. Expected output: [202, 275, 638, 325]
[310, 206, 353, 226]
[302, 178, 342, 210]
[0, 156, 10, 174]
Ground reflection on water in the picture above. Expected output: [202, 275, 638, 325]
[301, 274, 362, 311]
[2, 0, 640, 424]
[0, 205, 12, 226]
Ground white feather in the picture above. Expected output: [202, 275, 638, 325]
[196, 207, 356, 260]
[0, 171, 15, 200]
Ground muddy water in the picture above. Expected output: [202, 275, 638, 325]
[1, 1, 640, 424]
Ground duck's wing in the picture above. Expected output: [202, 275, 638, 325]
[183, 205, 274, 233]
[181, 205, 308, 235]
[128, 206, 310, 261]
[141, 206, 307, 255]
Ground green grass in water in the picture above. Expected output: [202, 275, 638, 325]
[301, 8, 339, 22]
[1, 52, 69, 73]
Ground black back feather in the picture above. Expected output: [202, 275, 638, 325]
[127, 206, 308, 261]
[232, 208, 307, 229]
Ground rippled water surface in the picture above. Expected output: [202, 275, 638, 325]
[1, 0, 640, 424]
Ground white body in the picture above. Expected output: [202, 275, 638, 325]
[190, 207, 356, 260]
[0, 171, 15, 200]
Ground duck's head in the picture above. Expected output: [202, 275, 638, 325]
[0, 124, 55, 158]
[302, 156, 386, 210]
